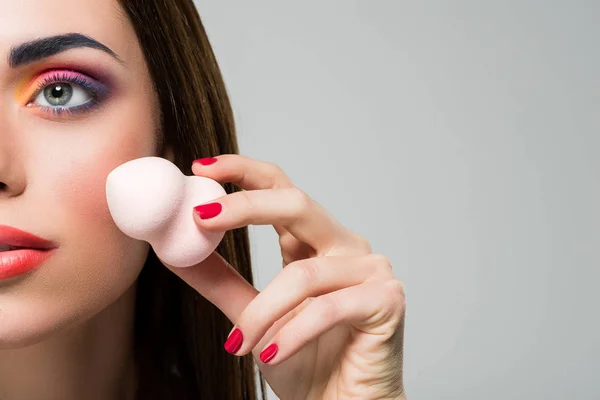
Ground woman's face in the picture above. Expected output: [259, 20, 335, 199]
[0, 0, 160, 347]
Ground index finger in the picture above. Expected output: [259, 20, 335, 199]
[160, 251, 258, 323]
[192, 154, 294, 190]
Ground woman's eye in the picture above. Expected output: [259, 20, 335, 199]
[34, 83, 93, 108]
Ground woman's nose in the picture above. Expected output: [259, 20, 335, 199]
[0, 106, 26, 199]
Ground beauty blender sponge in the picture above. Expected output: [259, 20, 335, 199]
[105, 156, 227, 267]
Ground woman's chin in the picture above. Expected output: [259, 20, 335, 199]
[0, 326, 58, 350]
[0, 308, 74, 350]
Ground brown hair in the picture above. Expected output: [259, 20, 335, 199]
[117, 1, 266, 399]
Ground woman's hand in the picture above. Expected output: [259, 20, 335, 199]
[163, 154, 406, 400]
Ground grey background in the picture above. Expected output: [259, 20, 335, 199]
[195, 1, 599, 399]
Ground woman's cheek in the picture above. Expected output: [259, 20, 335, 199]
[47, 107, 157, 227]
[39, 118, 158, 287]
[46, 148, 146, 268]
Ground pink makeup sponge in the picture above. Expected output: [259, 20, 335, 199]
[105, 157, 226, 267]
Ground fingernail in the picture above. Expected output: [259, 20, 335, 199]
[193, 157, 218, 166]
[194, 202, 222, 219]
[260, 343, 278, 363]
[224, 328, 243, 354]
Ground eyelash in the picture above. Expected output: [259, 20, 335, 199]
[27, 70, 108, 117]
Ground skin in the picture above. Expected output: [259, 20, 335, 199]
[0, 1, 407, 399]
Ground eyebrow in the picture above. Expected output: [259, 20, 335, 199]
[8, 33, 123, 68]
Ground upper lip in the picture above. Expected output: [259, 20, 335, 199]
[0, 225, 57, 250]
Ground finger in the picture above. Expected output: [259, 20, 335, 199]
[192, 154, 294, 237]
[193, 187, 349, 255]
[256, 279, 406, 365]
[160, 251, 258, 322]
[221, 254, 394, 356]
[192, 154, 294, 190]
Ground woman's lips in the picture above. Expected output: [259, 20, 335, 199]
[0, 225, 58, 280]
[0, 248, 57, 280]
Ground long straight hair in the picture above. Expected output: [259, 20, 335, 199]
[117, 1, 266, 398]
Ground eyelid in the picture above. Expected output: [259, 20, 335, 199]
[16, 69, 106, 106]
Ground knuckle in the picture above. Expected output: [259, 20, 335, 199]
[264, 162, 289, 187]
[369, 253, 394, 277]
[287, 258, 320, 289]
[315, 294, 340, 322]
[237, 190, 253, 208]
[264, 161, 284, 175]
[384, 280, 406, 315]
[364, 280, 406, 328]
[286, 187, 312, 213]
[352, 233, 373, 253]
[343, 229, 373, 253]
[234, 191, 254, 225]
[359, 237, 373, 253]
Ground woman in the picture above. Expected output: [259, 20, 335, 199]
[0, 0, 406, 399]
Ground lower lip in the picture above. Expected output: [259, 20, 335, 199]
[0, 248, 56, 280]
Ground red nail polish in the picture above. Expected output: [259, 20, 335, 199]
[194, 203, 222, 219]
[193, 157, 218, 166]
[260, 343, 278, 363]
[224, 328, 243, 354]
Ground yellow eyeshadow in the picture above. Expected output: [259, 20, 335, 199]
[14, 76, 38, 105]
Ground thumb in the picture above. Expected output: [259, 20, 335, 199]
[159, 250, 259, 324]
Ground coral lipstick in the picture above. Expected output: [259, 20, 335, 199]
[0, 225, 57, 280]
[0, 249, 56, 280]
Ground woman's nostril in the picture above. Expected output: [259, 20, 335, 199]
[0, 183, 6, 191]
